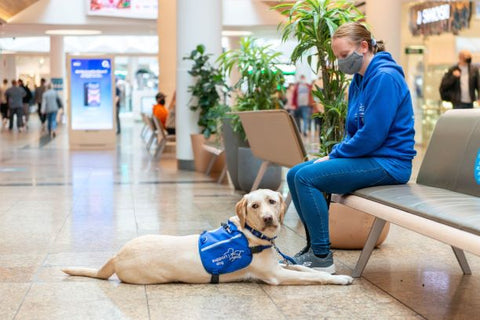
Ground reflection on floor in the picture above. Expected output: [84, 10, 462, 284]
[0, 117, 478, 320]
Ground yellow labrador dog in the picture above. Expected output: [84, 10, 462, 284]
[63, 189, 353, 286]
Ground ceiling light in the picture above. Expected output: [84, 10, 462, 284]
[222, 30, 253, 37]
[45, 29, 102, 36]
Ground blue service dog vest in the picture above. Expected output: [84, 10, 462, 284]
[199, 221, 253, 277]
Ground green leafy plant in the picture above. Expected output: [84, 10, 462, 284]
[184, 44, 229, 139]
[218, 37, 285, 140]
[276, 0, 364, 155]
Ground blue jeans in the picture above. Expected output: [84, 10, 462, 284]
[299, 105, 311, 134]
[47, 112, 57, 133]
[286, 158, 399, 256]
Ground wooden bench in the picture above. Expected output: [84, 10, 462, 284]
[335, 109, 480, 277]
[237, 109, 307, 204]
[151, 116, 176, 158]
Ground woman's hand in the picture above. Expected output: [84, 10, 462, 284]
[314, 156, 330, 163]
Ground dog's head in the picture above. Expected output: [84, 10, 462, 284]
[235, 189, 286, 239]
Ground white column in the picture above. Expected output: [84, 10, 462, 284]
[176, 0, 222, 170]
[366, 0, 402, 63]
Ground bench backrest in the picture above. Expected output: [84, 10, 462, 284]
[237, 110, 307, 168]
[417, 109, 480, 197]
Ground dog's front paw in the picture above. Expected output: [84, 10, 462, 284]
[333, 274, 354, 285]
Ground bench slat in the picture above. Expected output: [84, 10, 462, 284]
[351, 184, 480, 237]
[336, 194, 480, 257]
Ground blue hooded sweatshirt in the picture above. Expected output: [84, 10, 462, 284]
[329, 52, 416, 183]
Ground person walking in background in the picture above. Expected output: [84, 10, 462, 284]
[292, 74, 314, 137]
[0, 79, 9, 128]
[115, 79, 121, 134]
[439, 49, 480, 109]
[152, 92, 169, 128]
[34, 78, 47, 131]
[41, 83, 61, 138]
[18, 79, 32, 128]
[5, 79, 26, 131]
[287, 22, 416, 273]
[284, 83, 296, 117]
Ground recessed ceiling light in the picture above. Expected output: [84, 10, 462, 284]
[222, 30, 253, 37]
[45, 29, 102, 36]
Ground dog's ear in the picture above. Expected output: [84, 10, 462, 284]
[235, 196, 248, 228]
[278, 192, 286, 224]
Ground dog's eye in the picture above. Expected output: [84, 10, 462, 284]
[252, 203, 259, 209]
[269, 199, 276, 205]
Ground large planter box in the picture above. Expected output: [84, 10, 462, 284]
[329, 203, 389, 249]
[222, 118, 249, 190]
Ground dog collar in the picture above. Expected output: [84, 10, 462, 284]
[243, 223, 277, 242]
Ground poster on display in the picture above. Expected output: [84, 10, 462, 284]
[69, 57, 114, 131]
[87, 0, 157, 19]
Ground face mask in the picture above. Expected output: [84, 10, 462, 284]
[466, 57, 472, 64]
[338, 50, 364, 75]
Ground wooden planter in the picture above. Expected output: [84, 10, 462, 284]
[329, 203, 389, 249]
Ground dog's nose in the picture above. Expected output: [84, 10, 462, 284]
[263, 215, 273, 224]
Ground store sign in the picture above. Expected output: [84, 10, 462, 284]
[409, 1, 472, 36]
[416, 4, 450, 25]
[70, 58, 114, 130]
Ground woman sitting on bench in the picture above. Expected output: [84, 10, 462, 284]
[286, 22, 417, 274]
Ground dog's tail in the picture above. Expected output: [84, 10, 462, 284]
[62, 257, 115, 280]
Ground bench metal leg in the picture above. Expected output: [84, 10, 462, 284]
[146, 132, 156, 151]
[451, 246, 472, 275]
[250, 161, 270, 192]
[352, 217, 387, 278]
[205, 154, 218, 176]
[217, 165, 227, 184]
[140, 124, 148, 138]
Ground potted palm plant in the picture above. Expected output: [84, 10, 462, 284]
[276, 0, 389, 248]
[218, 37, 285, 191]
[184, 44, 229, 174]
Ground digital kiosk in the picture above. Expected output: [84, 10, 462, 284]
[67, 55, 116, 149]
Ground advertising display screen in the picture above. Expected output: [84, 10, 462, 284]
[87, 0, 157, 19]
[70, 58, 114, 130]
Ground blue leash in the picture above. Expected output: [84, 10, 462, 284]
[244, 223, 296, 265]
[272, 241, 297, 265]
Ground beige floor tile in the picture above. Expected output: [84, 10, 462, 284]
[0, 283, 30, 319]
[1, 117, 479, 319]
[147, 283, 285, 320]
[15, 282, 149, 320]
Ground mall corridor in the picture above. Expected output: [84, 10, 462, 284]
[0, 117, 478, 319]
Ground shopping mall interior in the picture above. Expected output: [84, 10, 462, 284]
[1, 0, 480, 319]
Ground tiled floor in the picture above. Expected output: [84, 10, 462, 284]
[0, 116, 479, 320]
